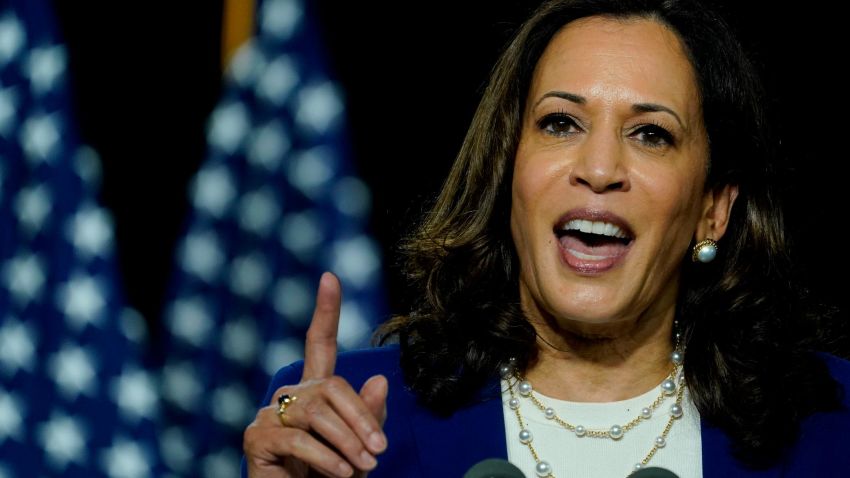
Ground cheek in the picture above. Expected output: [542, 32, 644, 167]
[512, 148, 565, 214]
[510, 162, 534, 262]
[510, 151, 555, 267]
[637, 166, 706, 240]
[636, 159, 705, 213]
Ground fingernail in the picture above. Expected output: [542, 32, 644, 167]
[338, 461, 353, 477]
[360, 450, 377, 469]
[368, 431, 386, 451]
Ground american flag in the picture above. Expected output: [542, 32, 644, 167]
[157, 0, 387, 476]
[0, 0, 164, 476]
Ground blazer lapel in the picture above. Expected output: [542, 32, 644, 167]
[409, 380, 507, 477]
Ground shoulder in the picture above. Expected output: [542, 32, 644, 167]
[819, 352, 850, 402]
[783, 353, 850, 475]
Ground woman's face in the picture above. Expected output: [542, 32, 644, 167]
[511, 16, 735, 333]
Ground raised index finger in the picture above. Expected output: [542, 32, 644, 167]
[302, 271, 342, 380]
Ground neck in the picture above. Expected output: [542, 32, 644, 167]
[524, 310, 675, 403]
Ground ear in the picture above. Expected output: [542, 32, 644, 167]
[695, 183, 739, 242]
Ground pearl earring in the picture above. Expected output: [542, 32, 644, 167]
[692, 238, 718, 263]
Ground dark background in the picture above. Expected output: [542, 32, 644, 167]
[51, 1, 848, 343]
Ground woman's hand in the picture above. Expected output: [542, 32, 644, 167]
[244, 272, 388, 478]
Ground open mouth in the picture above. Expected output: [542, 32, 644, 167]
[554, 218, 634, 261]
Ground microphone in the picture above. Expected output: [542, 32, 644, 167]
[631, 467, 680, 478]
[463, 458, 525, 478]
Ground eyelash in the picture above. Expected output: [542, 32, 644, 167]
[632, 121, 676, 148]
[536, 112, 580, 136]
[535, 113, 677, 148]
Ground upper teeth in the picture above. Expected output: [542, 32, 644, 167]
[562, 219, 628, 238]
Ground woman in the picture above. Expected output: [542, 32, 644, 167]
[243, 0, 850, 476]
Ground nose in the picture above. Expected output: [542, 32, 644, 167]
[568, 130, 630, 193]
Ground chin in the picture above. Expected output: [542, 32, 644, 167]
[537, 291, 632, 329]
[555, 305, 630, 327]
[550, 275, 631, 316]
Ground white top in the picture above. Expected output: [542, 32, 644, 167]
[502, 377, 702, 478]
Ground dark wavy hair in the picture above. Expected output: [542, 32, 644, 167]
[378, 0, 841, 467]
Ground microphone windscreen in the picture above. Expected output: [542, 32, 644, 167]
[462, 458, 525, 478]
[630, 467, 680, 478]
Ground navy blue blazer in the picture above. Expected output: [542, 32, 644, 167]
[251, 346, 850, 477]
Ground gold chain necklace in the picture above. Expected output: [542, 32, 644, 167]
[503, 352, 686, 477]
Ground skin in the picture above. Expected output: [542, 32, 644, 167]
[243, 272, 388, 478]
[242, 14, 740, 477]
[512, 16, 737, 401]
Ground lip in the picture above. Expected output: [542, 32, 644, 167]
[553, 208, 635, 274]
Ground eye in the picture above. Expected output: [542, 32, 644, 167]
[631, 124, 675, 148]
[536, 113, 581, 137]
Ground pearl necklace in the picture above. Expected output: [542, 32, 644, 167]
[504, 351, 686, 477]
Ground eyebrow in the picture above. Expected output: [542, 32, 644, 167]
[534, 91, 586, 107]
[632, 103, 685, 130]
[534, 91, 686, 130]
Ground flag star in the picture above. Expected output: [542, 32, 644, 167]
[0, 14, 25, 64]
[295, 82, 344, 135]
[207, 102, 250, 154]
[161, 362, 203, 411]
[0, 85, 18, 136]
[287, 146, 335, 198]
[20, 113, 60, 162]
[260, 0, 303, 39]
[263, 338, 304, 376]
[202, 449, 241, 478]
[73, 145, 103, 186]
[119, 308, 149, 344]
[192, 165, 237, 218]
[159, 427, 194, 473]
[229, 253, 271, 300]
[272, 277, 312, 325]
[67, 205, 113, 257]
[0, 391, 24, 442]
[331, 236, 381, 289]
[247, 120, 290, 171]
[338, 302, 370, 350]
[220, 318, 260, 366]
[37, 414, 87, 469]
[228, 41, 264, 87]
[167, 297, 214, 347]
[48, 344, 98, 399]
[255, 55, 299, 106]
[2, 252, 46, 304]
[238, 187, 280, 236]
[15, 183, 52, 233]
[100, 439, 151, 478]
[111, 369, 159, 421]
[58, 275, 107, 330]
[333, 176, 372, 218]
[210, 384, 253, 429]
[280, 210, 324, 260]
[180, 230, 225, 282]
[0, 319, 37, 375]
[25, 45, 67, 94]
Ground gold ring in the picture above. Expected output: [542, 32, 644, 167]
[276, 394, 297, 426]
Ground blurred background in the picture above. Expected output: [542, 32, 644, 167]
[1, 0, 846, 476]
